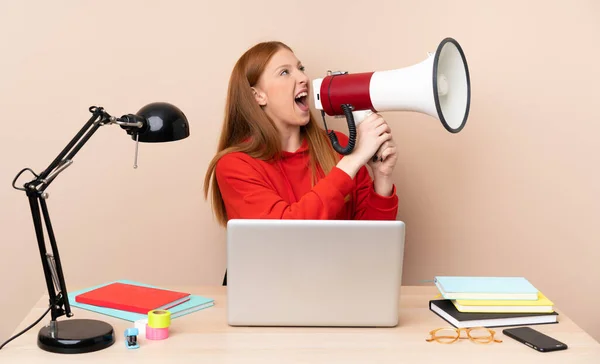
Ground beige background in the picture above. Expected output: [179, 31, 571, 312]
[1, 0, 598, 345]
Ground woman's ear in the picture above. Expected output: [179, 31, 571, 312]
[251, 87, 267, 106]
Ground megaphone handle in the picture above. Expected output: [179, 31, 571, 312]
[321, 106, 378, 162]
[351, 110, 373, 125]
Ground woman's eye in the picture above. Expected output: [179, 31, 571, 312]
[299, 66, 305, 72]
[280, 69, 289, 76]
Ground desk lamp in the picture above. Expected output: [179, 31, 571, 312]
[9, 102, 190, 354]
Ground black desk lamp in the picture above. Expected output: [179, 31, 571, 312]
[8, 102, 190, 354]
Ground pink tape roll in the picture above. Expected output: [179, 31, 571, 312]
[145, 324, 169, 340]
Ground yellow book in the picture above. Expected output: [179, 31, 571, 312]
[451, 292, 554, 313]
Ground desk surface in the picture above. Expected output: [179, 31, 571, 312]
[2, 286, 599, 363]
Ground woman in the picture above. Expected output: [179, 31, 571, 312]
[204, 40, 399, 227]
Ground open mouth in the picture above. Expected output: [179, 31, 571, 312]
[295, 91, 309, 112]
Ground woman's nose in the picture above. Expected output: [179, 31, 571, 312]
[297, 72, 309, 85]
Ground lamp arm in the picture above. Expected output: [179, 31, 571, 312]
[26, 190, 70, 321]
[13, 106, 141, 324]
[37, 107, 109, 183]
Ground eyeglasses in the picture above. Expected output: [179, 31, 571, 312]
[426, 327, 502, 344]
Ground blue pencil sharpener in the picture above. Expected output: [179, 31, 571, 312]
[124, 327, 139, 349]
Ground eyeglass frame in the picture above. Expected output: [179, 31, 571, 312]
[426, 327, 503, 344]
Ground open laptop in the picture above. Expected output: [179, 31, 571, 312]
[226, 219, 405, 327]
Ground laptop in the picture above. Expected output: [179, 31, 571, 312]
[226, 219, 405, 327]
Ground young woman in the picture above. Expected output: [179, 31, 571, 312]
[204, 41, 399, 227]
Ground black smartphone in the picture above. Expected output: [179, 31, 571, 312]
[503, 327, 567, 352]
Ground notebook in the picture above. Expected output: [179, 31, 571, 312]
[429, 299, 558, 328]
[67, 280, 214, 322]
[434, 276, 538, 300]
[75, 282, 191, 314]
[452, 291, 554, 313]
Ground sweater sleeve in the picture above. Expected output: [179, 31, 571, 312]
[215, 153, 355, 220]
[352, 164, 399, 221]
[329, 131, 398, 220]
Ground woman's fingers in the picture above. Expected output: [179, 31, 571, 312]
[374, 122, 391, 136]
[380, 146, 396, 161]
[370, 133, 392, 161]
[373, 138, 396, 162]
[377, 132, 393, 145]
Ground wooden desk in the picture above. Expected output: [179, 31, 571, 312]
[2, 286, 599, 363]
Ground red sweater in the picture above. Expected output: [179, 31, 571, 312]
[215, 131, 398, 221]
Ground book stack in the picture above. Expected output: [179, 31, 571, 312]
[69, 279, 214, 322]
[429, 276, 558, 328]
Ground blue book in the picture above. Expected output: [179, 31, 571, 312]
[434, 276, 539, 300]
[67, 279, 214, 322]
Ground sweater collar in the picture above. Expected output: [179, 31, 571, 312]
[281, 137, 308, 159]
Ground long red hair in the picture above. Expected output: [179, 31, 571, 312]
[203, 41, 339, 226]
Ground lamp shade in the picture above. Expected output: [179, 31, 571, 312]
[128, 102, 190, 143]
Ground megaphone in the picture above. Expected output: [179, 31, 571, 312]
[312, 37, 470, 156]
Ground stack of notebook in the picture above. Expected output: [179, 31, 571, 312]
[429, 276, 558, 328]
[69, 279, 214, 322]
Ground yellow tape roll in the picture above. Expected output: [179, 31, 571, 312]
[147, 309, 171, 329]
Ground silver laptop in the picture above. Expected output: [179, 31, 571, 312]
[226, 219, 405, 327]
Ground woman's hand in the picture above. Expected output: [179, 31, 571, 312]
[368, 133, 398, 178]
[367, 119, 397, 196]
[351, 113, 392, 162]
[336, 113, 393, 179]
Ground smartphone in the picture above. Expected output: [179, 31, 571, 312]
[503, 327, 567, 352]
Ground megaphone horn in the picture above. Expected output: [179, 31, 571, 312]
[312, 37, 471, 156]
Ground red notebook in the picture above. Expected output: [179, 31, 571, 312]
[75, 282, 190, 314]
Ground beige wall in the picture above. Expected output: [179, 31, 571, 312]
[1, 0, 598, 344]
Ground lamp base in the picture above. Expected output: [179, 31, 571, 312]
[37, 319, 115, 354]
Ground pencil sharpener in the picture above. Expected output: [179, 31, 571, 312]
[124, 327, 140, 349]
